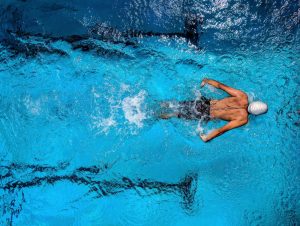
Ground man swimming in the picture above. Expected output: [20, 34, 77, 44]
[160, 78, 268, 142]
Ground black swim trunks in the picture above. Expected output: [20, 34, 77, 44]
[177, 96, 211, 121]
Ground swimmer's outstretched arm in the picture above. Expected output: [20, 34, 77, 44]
[201, 78, 246, 97]
[200, 119, 247, 142]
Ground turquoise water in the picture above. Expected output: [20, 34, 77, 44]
[0, 1, 299, 225]
[0, 34, 299, 225]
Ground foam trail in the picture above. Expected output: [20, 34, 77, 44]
[122, 91, 147, 128]
[92, 116, 117, 134]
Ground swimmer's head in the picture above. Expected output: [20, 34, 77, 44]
[248, 101, 268, 115]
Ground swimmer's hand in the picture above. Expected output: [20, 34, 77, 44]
[200, 78, 209, 87]
[199, 134, 208, 142]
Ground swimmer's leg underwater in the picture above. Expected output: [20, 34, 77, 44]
[158, 101, 180, 119]
[158, 98, 211, 121]
[160, 112, 179, 119]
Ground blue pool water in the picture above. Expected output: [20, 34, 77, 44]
[0, 1, 299, 225]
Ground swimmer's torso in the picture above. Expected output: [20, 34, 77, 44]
[210, 97, 248, 121]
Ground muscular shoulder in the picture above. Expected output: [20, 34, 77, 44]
[237, 91, 248, 99]
[235, 92, 248, 105]
[237, 110, 248, 124]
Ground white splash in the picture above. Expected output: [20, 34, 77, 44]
[91, 115, 117, 135]
[193, 89, 203, 99]
[91, 86, 101, 98]
[247, 92, 256, 102]
[122, 91, 147, 128]
[206, 84, 218, 93]
[120, 83, 130, 92]
[213, 0, 228, 9]
[23, 95, 42, 115]
[196, 121, 205, 134]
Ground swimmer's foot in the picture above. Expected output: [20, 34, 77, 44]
[159, 113, 178, 119]
[160, 102, 170, 108]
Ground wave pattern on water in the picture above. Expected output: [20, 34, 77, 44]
[0, 163, 198, 225]
[0, 1, 299, 225]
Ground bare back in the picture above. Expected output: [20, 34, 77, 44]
[160, 79, 255, 142]
[161, 78, 251, 142]
[210, 96, 248, 121]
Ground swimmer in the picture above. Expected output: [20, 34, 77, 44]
[160, 78, 268, 142]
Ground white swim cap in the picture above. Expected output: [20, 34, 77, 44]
[248, 101, 268, 115]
